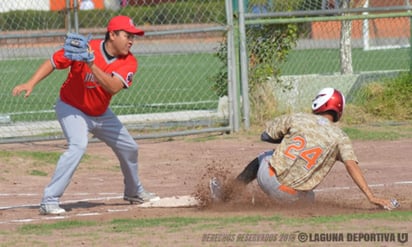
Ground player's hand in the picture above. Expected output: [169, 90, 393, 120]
[369, 196, 400, 210]
[12, 83, 34, 98]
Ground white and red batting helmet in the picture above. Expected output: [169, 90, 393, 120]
[312, 88, 345, 122]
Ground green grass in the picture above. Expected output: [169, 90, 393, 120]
[1, 48, 409, 124]
[0, 53, 222, 122]
[0, 150, 90, 168]
[15, 211, 412, 233]
[244, 120, 412, 141]
[351, 73, 412, 121]
[13, 211, 412, 235]
[19, 220, 98, 235]
[344, 127, 402, 140]
[342, 122, 412, 140]
[110, 217, 206, 232]
[0, 150, 61, 164]
[28, 169, 48, 176]
[280, 48, 410, 75]
[15, 151, 62, 163]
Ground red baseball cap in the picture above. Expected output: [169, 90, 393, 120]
[107, 15, 144, 36]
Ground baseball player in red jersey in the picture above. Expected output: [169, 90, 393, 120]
[12, 15, 159, 215]
[211, 88, 400, 210]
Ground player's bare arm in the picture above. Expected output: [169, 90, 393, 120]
[12, 60, 54, 98]
[87, 62, 124, 95]
[344, 160, 396, 210]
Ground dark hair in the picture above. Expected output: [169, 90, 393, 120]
[323, 110, 339, 122]
[104, 30, 120, 41]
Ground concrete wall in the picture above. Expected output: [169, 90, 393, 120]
[272, 71, 400, 112]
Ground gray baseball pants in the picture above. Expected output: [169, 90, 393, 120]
[41, 99, 144, 205]
[257, 150, 315, 203]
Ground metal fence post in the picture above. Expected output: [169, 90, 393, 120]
[73, 0, 79, 33]
[225, 0, 239, 132]
[238, 0, 251, 130]
[66, 0, 72, 32]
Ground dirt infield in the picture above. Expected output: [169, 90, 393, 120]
[0, 133, 411, 245]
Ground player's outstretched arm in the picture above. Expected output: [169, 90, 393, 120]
[344, 160, 399, 210]
[12, 60, 54, 98]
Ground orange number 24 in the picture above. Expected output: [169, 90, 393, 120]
[284, 136, 323, 170]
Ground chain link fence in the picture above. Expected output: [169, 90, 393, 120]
[239, 0, 411, 115]
[0, 0, 234, 143]
[1, 0, 411, 142]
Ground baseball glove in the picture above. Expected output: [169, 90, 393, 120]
[63, 33, 94, 63]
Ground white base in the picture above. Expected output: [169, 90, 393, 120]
[137, 195, 199, 208]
